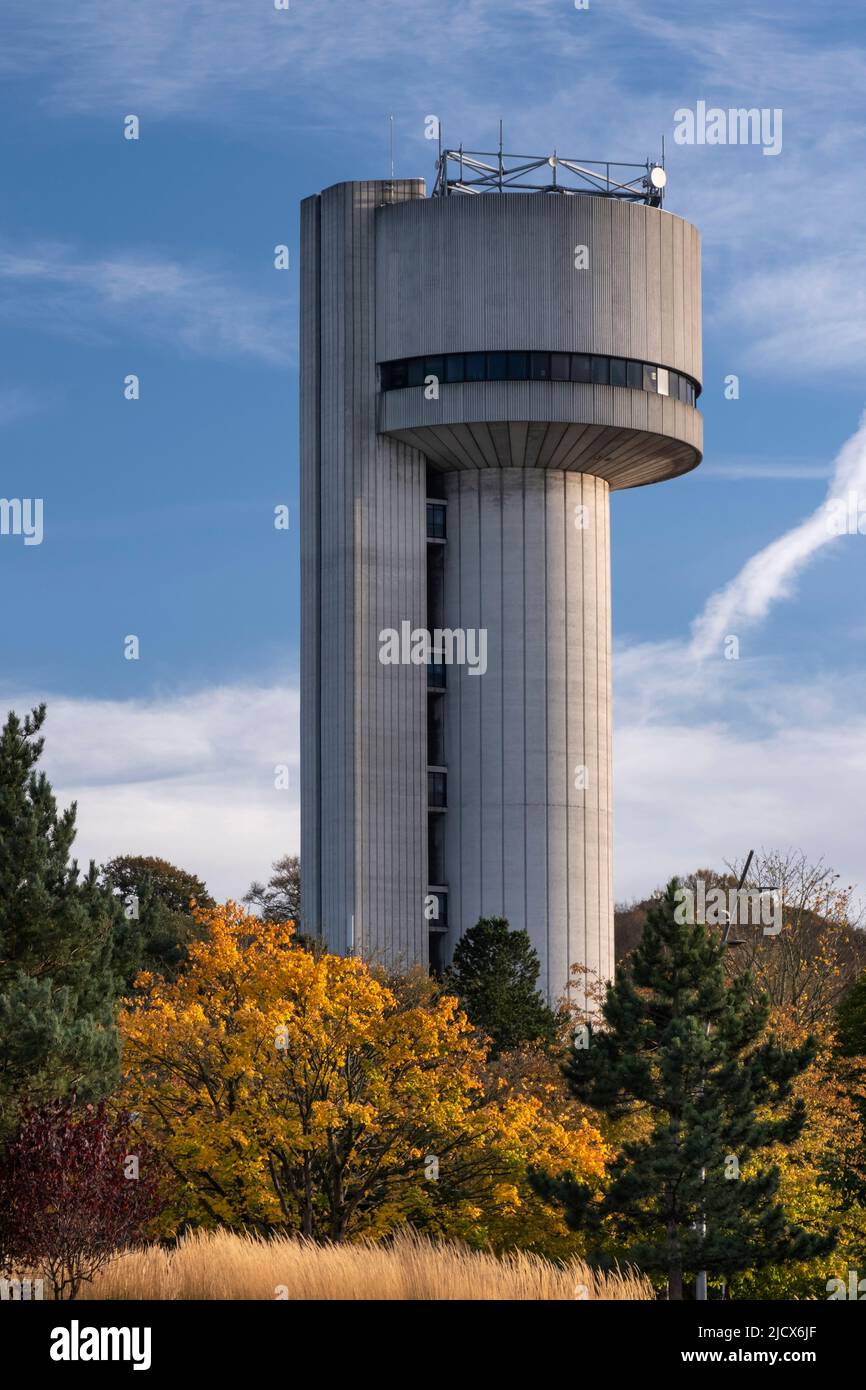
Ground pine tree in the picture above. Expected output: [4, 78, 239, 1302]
[0, 706, 122, 1139]
[531, 880, 834, 1297]
[828, 969, 866, 1205]
[446, 916, 559, 1055]
[835, 969, 866, 1057]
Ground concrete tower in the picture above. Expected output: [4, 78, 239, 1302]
[300, 150, 702, 1005]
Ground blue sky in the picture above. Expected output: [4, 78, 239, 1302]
[2, 0, 865, 907]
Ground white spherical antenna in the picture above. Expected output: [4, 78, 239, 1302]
[649, 165, 667, 189]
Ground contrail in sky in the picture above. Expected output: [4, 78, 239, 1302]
[689, 409, 866, 659]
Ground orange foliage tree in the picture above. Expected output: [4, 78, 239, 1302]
[119, 904, 606, 1246]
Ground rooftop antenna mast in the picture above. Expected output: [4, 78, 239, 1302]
[498, 119, 504, 192]
[431, 140, 667, 204]
[388, 114, 394, 179]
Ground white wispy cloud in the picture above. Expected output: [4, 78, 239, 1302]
[614, 666, 866, 904]
[612, 402, 866, 900]
[7, 655, 864, 921]
[611, 0, 866, 99]
[1, 684, 299, 903]
[690, 410, 866, 658]
[6, 376, 865, 912]
[720, 255, 866, 372]
[5, 1, 866, 373]
[6, 413, 863, 912]
[0, 0, 506, 116]
[698, 459, 832, 481]
[0, 242, 290, 364]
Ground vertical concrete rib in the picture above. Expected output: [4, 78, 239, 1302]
[299, 193, 321, 937]
[566, 471, 586, 1005]
[501, 470, 526, 934]
[479, 470, 504, 917]
[546, 471, 568, 1002]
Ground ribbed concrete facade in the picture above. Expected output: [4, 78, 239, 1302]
[301, 176, 702, 1005]
[300, 180, 429, 969]
[441, 470, 613, 1001]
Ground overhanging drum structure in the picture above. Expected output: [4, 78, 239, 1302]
[300, 149, 702, 1003]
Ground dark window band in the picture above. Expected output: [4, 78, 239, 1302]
[380, 351, 699, 405]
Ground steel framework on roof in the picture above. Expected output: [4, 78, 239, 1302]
[432, 145, 666, 206]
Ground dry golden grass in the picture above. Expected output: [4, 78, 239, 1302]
[73, 1228, 652, 1301]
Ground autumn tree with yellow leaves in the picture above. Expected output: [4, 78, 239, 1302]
[722, 850, 865, 1028]
[709, 853, 866, 1296]
[729, 1010, 866, 1299]
[119, 904, 606, 1245]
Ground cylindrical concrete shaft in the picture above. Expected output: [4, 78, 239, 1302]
[442, 468, 613, 1007]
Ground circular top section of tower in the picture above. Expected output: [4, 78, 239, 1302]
[376, 189, 702, 489]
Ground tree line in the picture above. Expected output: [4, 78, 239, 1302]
[1, 704, 865, 1300]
